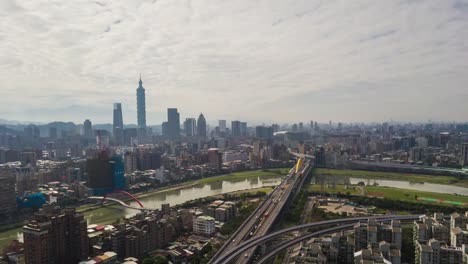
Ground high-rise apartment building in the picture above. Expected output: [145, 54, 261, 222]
[461, 143, 468, 167]
[23, 207, 89, 264]
[49, 127, 57, 139]
[0, 169, 17, 218]
[83, 119, 93, 138]
[113, 103, 124, 145]
[197, 113, 207, 138]
[136, 76, 146, 129]
[208, 148, 222, 171]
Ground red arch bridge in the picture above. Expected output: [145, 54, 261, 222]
[88, 190, 151, 211]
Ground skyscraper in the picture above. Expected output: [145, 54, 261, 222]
[184, 118, 197, 137]
[83, 119, 93, 138]
[197, 113, 207, 138]
[113, 103, 124, 145]
[166, 108, 180, 139]
[136, 75, 146, 129]
[240, 122, 247, 137]
[231, 121, 241, 137]
[219, 120, 227, 132]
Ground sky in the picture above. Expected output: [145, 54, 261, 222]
[1, 0, 468, 125]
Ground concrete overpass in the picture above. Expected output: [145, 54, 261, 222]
[209, 155, 313, 264]
[212, 214, 422, 264]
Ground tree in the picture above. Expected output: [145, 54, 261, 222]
[154, 256, 169, 264]
[142, 256, 168, 264]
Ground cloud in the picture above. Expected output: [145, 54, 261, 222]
[0, 0, 467, 124]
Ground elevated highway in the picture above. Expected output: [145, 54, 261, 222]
[212, 214, 422, 264]
[210, 155, 313, 264]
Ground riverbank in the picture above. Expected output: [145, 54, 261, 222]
[306, 184, 468, 207]
[0, 169, 286, 250]
[314, 168, 468, 187]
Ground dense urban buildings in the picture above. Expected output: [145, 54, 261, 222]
[1, 79, 468, 263]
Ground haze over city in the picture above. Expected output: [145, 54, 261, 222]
[1, 0, 468, 123]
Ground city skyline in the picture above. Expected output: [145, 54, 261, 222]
[1, 0, 468, 123]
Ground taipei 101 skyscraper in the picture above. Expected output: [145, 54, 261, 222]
[136, 75, 146, 128]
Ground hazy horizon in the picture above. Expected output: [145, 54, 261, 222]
[1, 0, 468, 124]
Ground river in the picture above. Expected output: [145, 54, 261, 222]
[311, 176, 468, 195]
[0, 175, 283, 247]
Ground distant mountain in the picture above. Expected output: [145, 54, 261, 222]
[0, 118, 44, 125]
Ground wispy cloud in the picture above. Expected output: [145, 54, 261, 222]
[0, 0, 467, 124]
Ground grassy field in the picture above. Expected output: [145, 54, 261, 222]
[314, 168, 468, 187]
[197, 168, 289, 184]
[304, 184, 361, 195]
[364, 186, 468, 205]
[305, 183, 468, 207]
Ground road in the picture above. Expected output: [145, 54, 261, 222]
[211, 157, 312, 264]
[282, 196, 316, 263]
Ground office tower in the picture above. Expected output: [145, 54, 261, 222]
[23, 207, 89, 264]
[461, 143, 468, 167]
[136, 75, 146, 128]
[299, 122, 304, 131]
[219, 120, 227, 132]
[240, 122, 247, 136]
[49, 127, 57, 139]
[166, 108, 180, 139]
[184, 118, 197, 136]
[255, 126, 274, 139]
[231, 121, 241, 137]
[197, 113, 207, 138]
[113, 103, 124, 145]
[162, 122, 168, 137]
[83, 119, 93, 138]
[0, 169, 17, 218]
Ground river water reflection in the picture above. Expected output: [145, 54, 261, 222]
[84, 175, 283, 224]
